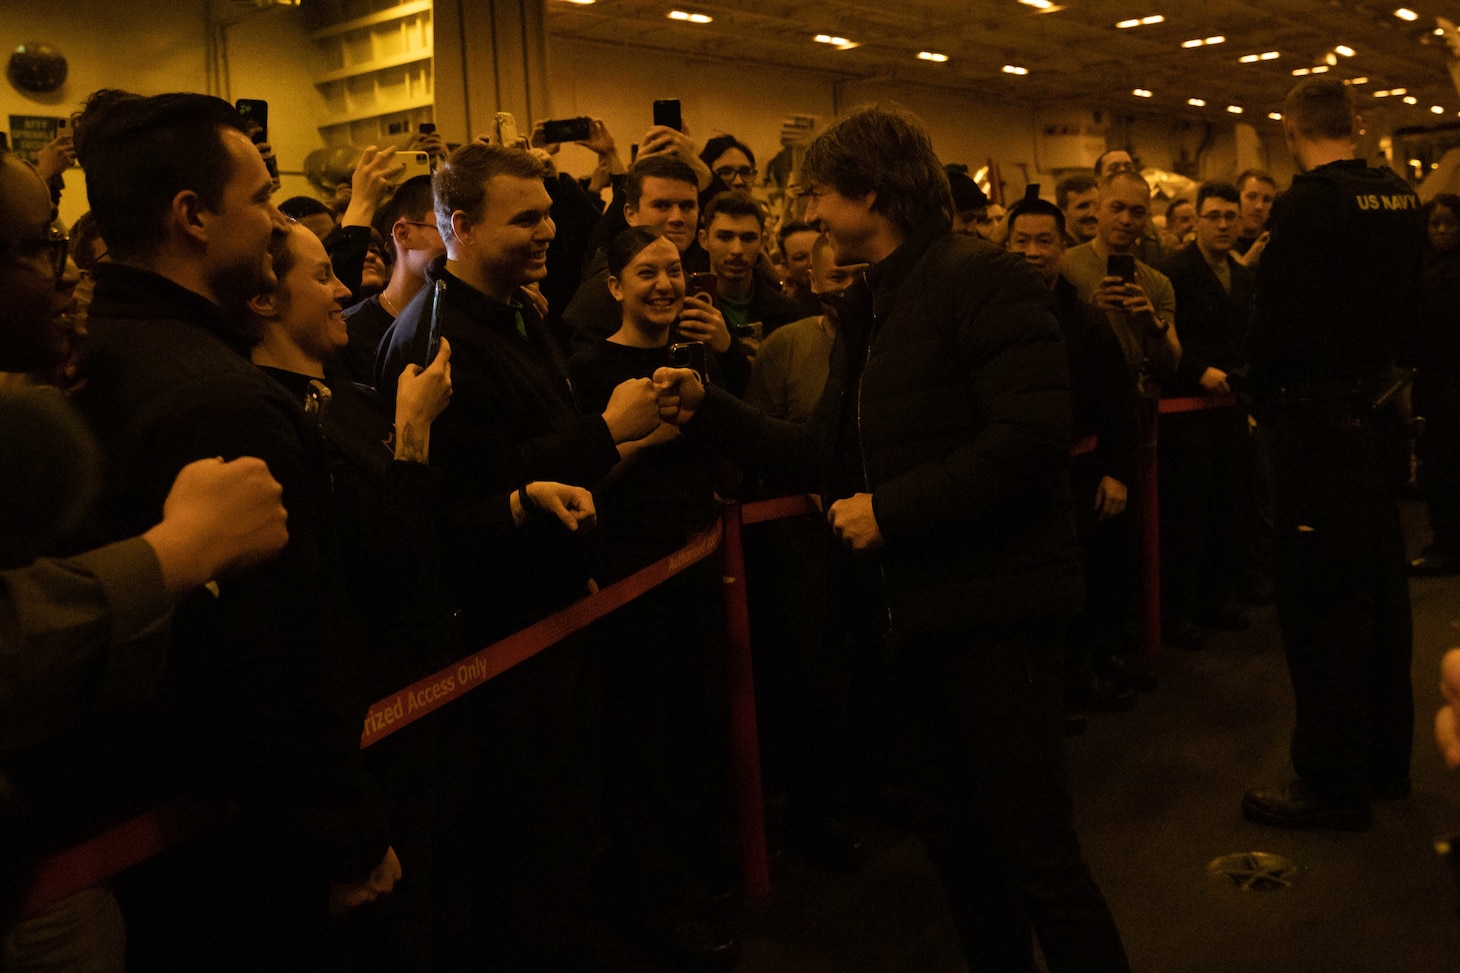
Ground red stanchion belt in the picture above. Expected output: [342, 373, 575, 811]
[360, 519, 725, 747]
[1158, 393, 1236, 415]
[21, 496, 822, 914]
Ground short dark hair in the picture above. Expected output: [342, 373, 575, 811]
[606, 226, 668, 279]
[69, 211, 105, 271]
[1055, 173, 1099, 210]
[73, 89, 249, 260]
[624, 155, 700, 210]
[1093, 149, 1133, 177]
[279, 195, 333, 221]
[1195, 182, 1240, 212]
[777, 219, 816, 249]
[374, 174, 434, 259]
[1165, 196, 1194, 218]
[1234, 169, 1277, 194]
[1100, 170, 1150, 196]
[702, 189, 764, 230]
[432, 142, 543, 244]
[1005, 197, 1066, 237]
[945, 164, 990, 212]
[700, 135, 756, 170]
[1283, 78, 1357, 141]
[800, 102, 953, 236]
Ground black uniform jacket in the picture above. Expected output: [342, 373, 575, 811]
[685, 218, 1083, 635]
[67, 263, 389, 884]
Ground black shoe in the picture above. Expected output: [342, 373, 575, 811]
[1067, 673, 1137, 712]
[1162, 619, 1206, 651]
[1241, 780, 1372, 831]
[1063, 711, 1088, 736]
[653, 920, 741, 973]
[788, 816, 866, 872]
[1099, 653, 1157, 692]
[1409, 554, 1460, 577]
[1196, 605, 1250, 631]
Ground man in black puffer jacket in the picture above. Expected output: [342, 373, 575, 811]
[653, 103, 1128, 972]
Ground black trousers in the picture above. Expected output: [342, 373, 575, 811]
[1158, 407, 1247, 621]
[898, 619, 1129, 973]
[1271, 408, 1414, 798]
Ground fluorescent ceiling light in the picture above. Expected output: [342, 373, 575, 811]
[1205, 36, 1225, 44]
[1117, 19, 1141, 28]
[1188, 98, 1206, 106]
[1020, 0, 1054, 7]
[1311, 65, 1330, 73]
[1292, 68, 1310, 76]
[1350, 77, 1369, 84]
[1132, 88, 1154, 97]
[1394, 8, 1417, 21]
[1002, 64, 1029, 75]
[1182, 39, 1203, 48]
[1239, 54, 1260, 63]
[1404, 95, 1418, 104]
[1227, 105, 1244, 113]
[1268, 112, 1282, 120]
[668, 10, 711, 22]
[918, 51, 949, 62]
[1433, 105, 1446, 114]
[814, 34, 855, 47]
[1142, 15, 1164, 24]
[1118, 15, 1164, 28]
[1335, 45, 1355, 57]
[1261, 51, 1280, 60]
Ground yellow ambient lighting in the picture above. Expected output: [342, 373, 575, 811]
[1374, 90, 1391, 97]
[1325, 52, 1339, 66]
[1394, 8, 1418, 21]
[668, 10, 712, 22]
[1206, 36, 1226, 44]
[1020, 0, 1054, 7]
[1002, 64, 1030, 75]
[1268, 112, 1283, 120]
[1188, 98, 1207, 106]
[1404, 96, 1419, 104]
[1335, 45, 1355, 57]
[1142, 15, 1164, 24]
[1433, 105, 1447, 114]
[918, 51, 949, 62]
[1182, 39, 1203, 48]
[1311, 65, 1330, 73]
[1239, 54, 1259, 63]
[1117, 19, 1141, 28]
[1227, 105, 1244, 114]
[814, 34, 854, 46]
[1133, 88, 1154, 97]
[1261, 51, 1280, 60]
[1292, 68, 1311, 76]
[1350, 77, 1369, 84]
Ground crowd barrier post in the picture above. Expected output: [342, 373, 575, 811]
[1139, 395, 1163, 663]
[718, 501, 773, 901]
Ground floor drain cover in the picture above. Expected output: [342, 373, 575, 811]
[1207, 852, 1304, 891]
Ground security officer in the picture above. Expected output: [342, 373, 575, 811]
[1242, 78, 1425, 831]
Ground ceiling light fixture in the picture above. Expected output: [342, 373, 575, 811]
[1350, 76, 1369, 84]
[1261, 51, 1280, 60]
[1184, 36, 1226, 48]
[1311, 65, 1330, 73]
[1206, 36, 1226, 44]
[1325, 52, 1339, 66]
[1292, 67, 1311, 76]
[1394, 8, 1418, 21]
[1182, 39, 1203, 48]
[1404, 95, 1418, 104]
[813, 33, 856, 48]
[1268, 112, 1283, 120]
[1239, 53, 1260, 63]
[1117, 15, 1163, 28]
[1433, 105, 1446, 113]
[1374, 89, 1391, 97]
[1019, 0, 1054, 7]
[918, 51, 949, 62]
[1002, 64, 1029, 75]
[1335, 45, 1355, 57]
[668, 10, 711, 22]
[1188, 98, 1206, 106]
[1133, 88, 1154, 97]
[1227, 105, 1244, 113]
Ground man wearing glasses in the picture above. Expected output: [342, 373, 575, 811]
[1157, 182, 1257, 642]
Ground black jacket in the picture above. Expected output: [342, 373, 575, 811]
[1159, 242, 1254, 397]
[375, 258, 620, 641]
[685, 219, 1083, 634]
[1052, 275, 1139, 490]
[67, 263, 389, 884]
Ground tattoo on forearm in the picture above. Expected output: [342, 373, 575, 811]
[396, 421, 427, 463]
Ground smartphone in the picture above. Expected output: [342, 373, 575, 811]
[652, 99, 682, 132]
[419, 122, 436, 135]
[425, 279, 445, 366]
[397, 150, 432, 183]
[540, 116, 593, 144]
[686, 272, 717, 303]
[1106, 253, 1137, 284]
[669, 340, 707, 384]
[235, 99, 268, 144]
[495, 111, 519, 146]
[55, 116, 69, 135]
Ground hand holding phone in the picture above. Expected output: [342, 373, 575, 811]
[652, 99, 682, 132]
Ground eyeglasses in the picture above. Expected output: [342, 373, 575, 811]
[714, 166, 757, 182]
[1198, 211, 1241, 225]
[0, 226, 69, 281]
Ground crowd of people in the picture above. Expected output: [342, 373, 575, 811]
[0, 76, 1449, 972]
